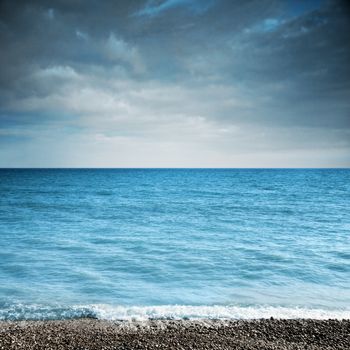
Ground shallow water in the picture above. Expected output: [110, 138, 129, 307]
[0, 169, 349, 320]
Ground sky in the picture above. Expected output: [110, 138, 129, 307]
[0, 0, 349, 168]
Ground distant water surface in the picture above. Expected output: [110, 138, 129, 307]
[0, 169, 349, 320]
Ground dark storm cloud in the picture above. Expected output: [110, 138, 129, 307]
[0, 0, 349, 167]
[228, 8, 350, 128]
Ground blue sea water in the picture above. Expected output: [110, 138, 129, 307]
[0, 169, 349, 321]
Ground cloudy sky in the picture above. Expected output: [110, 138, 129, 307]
[0, 0, 349, 167]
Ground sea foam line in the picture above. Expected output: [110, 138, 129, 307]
[88, 304, 350, 321]
[1, 304, 349, 321]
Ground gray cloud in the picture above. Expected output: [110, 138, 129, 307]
[0, 0, 349, 167]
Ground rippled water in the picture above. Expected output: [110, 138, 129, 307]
[0, 169, 349, 320]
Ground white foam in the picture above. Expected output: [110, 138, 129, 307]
[1, 304, 349, 321]
[86, 304, 350, 321]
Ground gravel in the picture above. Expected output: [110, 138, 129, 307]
[0, 318, 349, 349]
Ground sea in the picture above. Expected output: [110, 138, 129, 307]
[0, 169, 349, 321]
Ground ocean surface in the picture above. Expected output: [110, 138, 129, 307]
[0, 169, 349, 321]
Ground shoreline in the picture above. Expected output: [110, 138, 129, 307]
[1, 318, 349, 349]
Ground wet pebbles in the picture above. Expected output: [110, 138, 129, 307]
[0, 318, 349, 349]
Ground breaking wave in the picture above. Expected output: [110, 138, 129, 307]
[1, 304, 349, 321]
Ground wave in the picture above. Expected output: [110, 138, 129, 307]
[1, 304, 349, 321]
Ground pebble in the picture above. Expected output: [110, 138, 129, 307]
[0, 319, 349, 349]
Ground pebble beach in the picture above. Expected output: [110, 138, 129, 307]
[1, 318, 349, 350]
